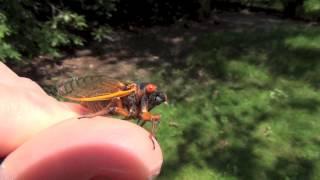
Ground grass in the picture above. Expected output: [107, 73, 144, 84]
[148, 24, 320, 179]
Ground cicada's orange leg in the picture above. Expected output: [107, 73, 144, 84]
[79, 97, 131, 119]
[112, 107, 130, 118]
[139, 112, 161, 149]
[149, 119, 160, 149]
[138, 113, 159, 127]
[139, 112, 160, 122]
[111, 98, 131, 119]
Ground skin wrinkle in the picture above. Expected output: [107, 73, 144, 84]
[1, 85, 61, 128]
[0, 85, 50, 124]
[0, 87, 23, 138]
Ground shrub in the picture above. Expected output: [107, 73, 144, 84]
[0, 0, 118, 63]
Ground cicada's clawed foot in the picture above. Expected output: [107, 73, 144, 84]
[149, 133, 156, 150]
[149, 127, 160, 150]
[138, 112, 161, 150]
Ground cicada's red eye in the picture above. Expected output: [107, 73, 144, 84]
[146, 83, 157, 93]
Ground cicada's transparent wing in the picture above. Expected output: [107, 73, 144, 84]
[57, 76, 134, 101]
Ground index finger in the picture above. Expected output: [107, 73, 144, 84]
[0, 62, 19, 84]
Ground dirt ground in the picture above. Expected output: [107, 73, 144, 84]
[10, 11, 314, 93]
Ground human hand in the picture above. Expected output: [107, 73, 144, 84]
[0, 62, 162, 179]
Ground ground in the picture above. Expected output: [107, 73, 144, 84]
[12, 11, 310, 90]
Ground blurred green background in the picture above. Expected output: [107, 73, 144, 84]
[1, 0, 320, 179]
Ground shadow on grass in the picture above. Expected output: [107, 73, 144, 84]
[267, 157, 315, 180]
[85, 22, 320, 103]
[144, 24, 320, 179]
[160, 105, 317, 179]
[77, 23, 320, 179]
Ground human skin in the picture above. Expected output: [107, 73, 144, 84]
[0, 62, 163, 179]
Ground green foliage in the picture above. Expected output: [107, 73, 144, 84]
[1, 0, 320, 63]
[0, 0, 118, 62]
[304, 0, 320, 16]
[92, 26, 113, 42]
[0, 12, 20, 61]
[151, 24, 320, 179]
[35, 11, 87, 57]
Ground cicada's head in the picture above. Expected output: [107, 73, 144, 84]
[144, 83, 157, 94]
[138, 82, 167, 110]
[147, 91, 168, 111]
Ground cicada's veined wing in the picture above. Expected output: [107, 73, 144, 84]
[57, 76, 136, 102]
[57, 76, 122, 97]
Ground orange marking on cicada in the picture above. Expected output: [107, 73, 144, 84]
[64, 86, 136, 102]
[146, 83, 157, 94]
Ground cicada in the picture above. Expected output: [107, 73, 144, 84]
[57, 75, 167, 148]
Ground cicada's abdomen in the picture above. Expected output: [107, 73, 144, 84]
[81, 101, 111, 113]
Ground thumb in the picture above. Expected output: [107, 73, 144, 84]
[0, 117, 163, 180]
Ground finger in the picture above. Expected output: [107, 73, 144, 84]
[0, 84, 77, 156]
[60, 102, 89, 115]
[0, 63, 79, 156]
[0, 117, 163, 180]
[0, 62, 46, 95]
[0, 62, 19, 84]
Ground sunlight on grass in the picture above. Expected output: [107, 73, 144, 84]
[170, 165, 235, 180]
[152, 24, 320, 179]
[304, 0, 320, 13]
[285, 35, 320, 49]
